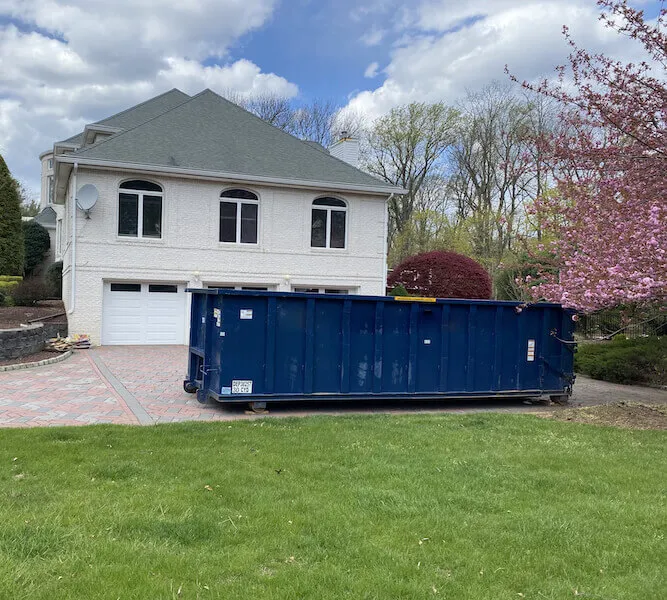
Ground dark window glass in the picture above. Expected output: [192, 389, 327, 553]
[220, 202, 237, 242]
[118, 193, 138, 236]
[110, 283, 141, 292]
[324, 289, 349, 294]
[294, 287, 319, 293]
[142, 195, 162, 238]
[221, 189, 258, 200]
[241, 286, 268, 291]
[120, 180, 162, 192]
[311, 209, 327, 247]
[240, 203, 258, 244]
[148, 284, 177, 293]
[313, 197, 346, 207]
[207, 285, 234, 290]
[330, 210, 346, 248]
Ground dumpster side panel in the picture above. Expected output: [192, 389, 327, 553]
[348, 301, 376, 394]
[186, 289, 576, 402]
[447, 304, 469, 391]
[275, 297, 307, 394]
[415, 305, 441, 393]
[314, 299, 344, 393]
[381, 303, 411, 392]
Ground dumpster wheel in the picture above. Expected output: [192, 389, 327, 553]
[249, 401, 268, 414]
[183, 381, 198, 394]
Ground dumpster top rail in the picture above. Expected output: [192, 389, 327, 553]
[186, 287, 568, 310]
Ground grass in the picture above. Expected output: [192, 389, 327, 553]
[0, 414, 665, 599]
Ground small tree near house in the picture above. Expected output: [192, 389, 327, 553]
[0, 154, 24, 276]
[23, 220, 51, 276]
[388, 251, 492, 299]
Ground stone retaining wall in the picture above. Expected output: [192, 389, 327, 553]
[0, 321, 69, 361]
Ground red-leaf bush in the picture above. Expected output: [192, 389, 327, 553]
[388, 251, 492, 299]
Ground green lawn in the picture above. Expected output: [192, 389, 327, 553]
[0, 414, 665, 599]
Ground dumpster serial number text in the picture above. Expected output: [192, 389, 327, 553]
[232, 380, 253, 394]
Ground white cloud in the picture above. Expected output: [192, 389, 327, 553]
[0, 0, 297, 194]
[364, 61, 380, 78]
[345, 0, 650, 120]
[360, 27, 385, 46]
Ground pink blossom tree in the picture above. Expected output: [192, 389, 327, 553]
[511, 0, 666, 312]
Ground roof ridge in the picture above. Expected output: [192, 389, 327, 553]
[95, 88, 188, 125]
[73, 90, 206, 157]
[202, 90, 379, 181]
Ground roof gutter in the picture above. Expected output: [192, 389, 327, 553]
[55, 156, 407, 196]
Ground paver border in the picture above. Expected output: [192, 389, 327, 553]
[88, 351, 155, 425]
[0, 349, 73, 372]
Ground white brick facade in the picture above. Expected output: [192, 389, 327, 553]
[62, 167, 388, 344]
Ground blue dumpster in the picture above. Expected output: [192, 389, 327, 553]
[184, 289, 575, 407]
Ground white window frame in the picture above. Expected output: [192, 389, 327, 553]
[206, 284, 276, 291]
[47, 158, 53, 169]
[292, 287, 352, 295]
[47, 175, 53, 204]
[219, 191, 259, 245]
[118, 181, 163, 240]
[311, 198, 347, 249]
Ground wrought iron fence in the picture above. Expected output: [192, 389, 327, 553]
[576, 309, 667, 339]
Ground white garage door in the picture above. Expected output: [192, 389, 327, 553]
[102, 282, 186, 345]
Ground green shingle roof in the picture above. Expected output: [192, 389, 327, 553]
[70, 89, 396, 192]
[56, 89, 191, 146]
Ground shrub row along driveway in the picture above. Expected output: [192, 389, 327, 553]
[0, 346, 665, 427]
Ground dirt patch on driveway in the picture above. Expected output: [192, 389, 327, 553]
[538, 402, 667, 430]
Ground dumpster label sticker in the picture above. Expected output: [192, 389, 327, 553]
[221, 386, 232, 395]
[232, 380, 253, 394]
[240, 309, 253, 320]
[213, 308, 221, 327]
[423, 339, 431, 345]
[527, 339, 535, 362]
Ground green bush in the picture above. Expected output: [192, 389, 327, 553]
[10, 277, 49, 307]
[575, 336, 666, 386]
[22, 220, 50, 275]
[0, 275, 22, 305]
[46, 261, 63, 298]
[388, 284, 410, 297]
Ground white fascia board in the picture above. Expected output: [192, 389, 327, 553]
[55, 156, 407, 196]
[83, 124, 123, 146]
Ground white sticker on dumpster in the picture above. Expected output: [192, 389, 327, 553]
[526, 339, 536, 362]
[240, 309, 253, 320]
[232, 380, 253, 394]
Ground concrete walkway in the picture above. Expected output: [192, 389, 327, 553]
[0, 346, 665, 427]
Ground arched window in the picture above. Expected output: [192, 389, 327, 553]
[118, 180, 163, 238]
[220, 189, 259, 244]
[311, 197, 347, 249]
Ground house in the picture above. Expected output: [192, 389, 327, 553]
[41, 89, 401, 345]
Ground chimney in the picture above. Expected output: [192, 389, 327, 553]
[328, 131, 360, 168]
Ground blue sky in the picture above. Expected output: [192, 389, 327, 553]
[0, 0, 662, 196]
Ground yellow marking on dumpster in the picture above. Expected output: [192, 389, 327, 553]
[394, 296, 437, 303]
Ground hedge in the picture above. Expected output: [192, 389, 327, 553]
[575, 336, 666, 386]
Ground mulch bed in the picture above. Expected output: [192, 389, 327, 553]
[0, 350, 66, 367]
[0, 300, 67, 329]
[539, 402, 667, 430]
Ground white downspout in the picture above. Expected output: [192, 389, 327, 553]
[383, 194, 392, 294]
[67, 162, 78, 314]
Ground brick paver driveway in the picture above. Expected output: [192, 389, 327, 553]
[0, 346, 232, 427]
[1, 346, 665, 427]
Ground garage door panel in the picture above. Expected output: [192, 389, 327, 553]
[102, 282, 186, 345]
